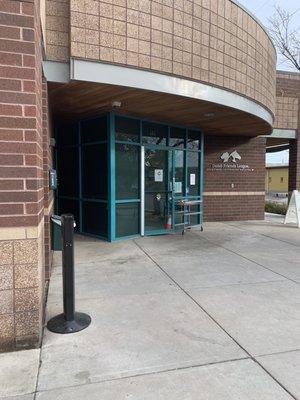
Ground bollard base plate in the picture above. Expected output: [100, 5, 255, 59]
[47, 312, 91, 334]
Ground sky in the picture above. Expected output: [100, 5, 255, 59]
[239, 0, 299, 164]
[266, 149, 289, 164]
[239, 0, 299, 71]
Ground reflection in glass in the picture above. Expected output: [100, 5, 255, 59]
[187, 151, 199, 196]
[116, 203, 139, 237]
[174, 150, 184, 195]
[169, 127, 185, 148]
[115, 116, 140, 142]
[144, 149, 171, 232]
[187, 130, 200, 150]
[145, 193, 171, 232]
[116, 144, 139, 200]
[142, 121, 167, 145]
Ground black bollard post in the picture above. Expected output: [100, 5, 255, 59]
[62, 214, 75, 322]
[47, 214, 91, 334]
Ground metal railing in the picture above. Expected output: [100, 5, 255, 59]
[173, 199, 203, 235]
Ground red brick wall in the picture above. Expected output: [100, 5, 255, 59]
[204, 195, 265, 221]
[0, 0, 49, 352]
[203, 135, 266, 221]
[277, 74, 300, 194]
[0, 0, 44, 227]
[288, 132, 300, 193]
[42, 78, 53, 279]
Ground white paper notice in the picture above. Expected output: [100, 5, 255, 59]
[190, 174, 196, 185]
[154, 169, 163, 182]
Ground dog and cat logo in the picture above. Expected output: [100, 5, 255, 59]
[209, 150, 252, 171]
[220, 150, 242, 163]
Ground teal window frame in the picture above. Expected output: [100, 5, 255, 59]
[111, 112, 204, 239]
[55, 112, 204, 242]
[55, 114, 109, 241]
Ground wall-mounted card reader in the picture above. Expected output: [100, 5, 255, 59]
[49, 169, 57, 190]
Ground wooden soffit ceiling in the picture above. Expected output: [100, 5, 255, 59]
[48, 81, 272, 137]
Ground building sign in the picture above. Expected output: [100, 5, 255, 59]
[209, 150, 254, 172]
[284, 190, 300, 228]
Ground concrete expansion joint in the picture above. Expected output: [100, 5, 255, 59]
[132, 238, 299, 400]
[252, 358, 299, 400]
[201, 224, 300, 286]
[225, 221, 300, 252]
[33, 356, 252, 396]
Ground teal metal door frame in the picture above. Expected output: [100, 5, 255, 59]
[142, 145, 175, 236]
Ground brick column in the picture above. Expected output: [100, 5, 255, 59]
[204, 136, 266, 221]
[288, 133, 300, 194]
[42, 78, 53, 280]
[0, 0, 46, 351]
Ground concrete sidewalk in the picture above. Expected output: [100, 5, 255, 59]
[1, 216, 300, 399]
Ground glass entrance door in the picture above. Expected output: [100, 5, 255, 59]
[143, 147, 173, 235]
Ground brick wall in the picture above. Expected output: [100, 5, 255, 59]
[276, 72, 300, 193]
[42, 78, 53, 279]
[0, 0, 48, 351]
[204, 195, 265, 221]
[204, 135, 265, 221]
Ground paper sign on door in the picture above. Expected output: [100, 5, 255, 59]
[190, 174, 196, 185]
[154, 169, 163, 182]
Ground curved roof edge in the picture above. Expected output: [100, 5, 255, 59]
[231, 0, 276, 54]
[67, 59, 274, 127]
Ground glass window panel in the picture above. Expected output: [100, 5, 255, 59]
[187, 151, 199, 196]
[142, 121, 167, 146]
[80, 116, 107, 143]
[116, 203, 139, 237]
[145, 193, 170, 232]
[115, 116, 140, 142]
[174, 150, 184, 196]
[56, 123, 78, 147]
[187, 130, 200, 150]
[82, 201, 108, 237]
[57, 198, 80, 231]
[116, 144, 139, 200]
[145, 149, 168, 193]
[169, 127, 185, 149]
[57, 147, 79, 197]
[82, 144, 107, 199]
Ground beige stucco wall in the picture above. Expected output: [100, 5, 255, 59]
[45, 0, 276, 116]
